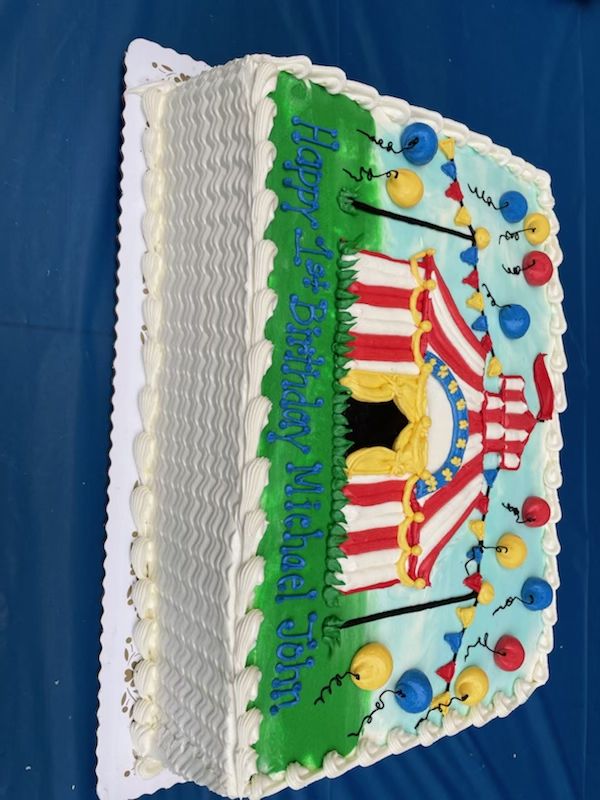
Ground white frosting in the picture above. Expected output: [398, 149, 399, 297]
[127, 54, 566, 800]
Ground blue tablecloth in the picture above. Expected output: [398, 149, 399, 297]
[0, 1, 597, 798]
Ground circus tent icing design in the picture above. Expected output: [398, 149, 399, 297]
[337, 248, 553, 594]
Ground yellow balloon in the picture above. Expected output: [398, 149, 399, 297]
[496, 533, 527, 569]
[524, 212, 550, 245]
[350, 642, 393, 691]
[455, 666, 489, 706]
[386, 169, 424, 208]
[477, 580, 495, 605]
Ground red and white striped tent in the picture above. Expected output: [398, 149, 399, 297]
[338, 249, 551, 594]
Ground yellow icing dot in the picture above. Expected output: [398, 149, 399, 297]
[455, 666, 489, 706]
[350, 643, 393, 691]
[496, 533, 527, 569]
[456, 399, 466, 411]
[474, 227, 491, 249]
[414, 511, 425, 523]
[414, 578, 427, 589]
[410, 545, 422, 556]
[386, 169, 424, 208]
[420, 320, 433, 332]
[425, 279, 437, 291]
[524, 212, 550, 245]
[477, 581, 495, 605]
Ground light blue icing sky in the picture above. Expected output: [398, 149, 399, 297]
[356, 126, 551, 738]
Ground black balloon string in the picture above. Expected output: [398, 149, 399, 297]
[314, 671, 360, 706]
[415, 694, 468, 729]
[464, 632, 505, 662]
[492, 595, 534, 616]
[348, 688, 406, 738]
[502, 258, 537, 276]
[356, 129, 418, 155]
[467, 184, 509, 211]
[343, 165, 399, 183]
[502, 501, 532, 524]
[480, 282, 508, 309]
[498, 226, 536, 245]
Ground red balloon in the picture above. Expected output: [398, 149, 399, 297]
[522, 251, 553, 286]
[494, 635, 525, 671]
[521, 495, 551, 527]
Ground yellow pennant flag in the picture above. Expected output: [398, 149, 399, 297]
[455, 205, 472, 226]
[456, 605, 476, 628]
[468, 519, 486, 540]
[439, 138, 455, 160]
[466, 291, 484, 312]
[487, 356, 503, 377]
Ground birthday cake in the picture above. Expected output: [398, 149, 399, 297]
[129, 55, 565, 798]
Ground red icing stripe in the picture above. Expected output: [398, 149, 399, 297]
[343, 480, 406, 506]
[505, 412, 536, 432]
[503, 389, 526, 402]
[533, 352, 554, 421]
[428, 311, 484, 392]
[349, 332, 416, 362]
[341, 525, 399, 553]
[349, 281, 421, 310]
[340, 578, 399, 594]
[484, 407, 504, 425]
[468, 411, 483, 435]
[419, 455, 483, 518]
[417, 492, 483, 585]
[430, 266, 490, 360]
[358, 249, 411, 265]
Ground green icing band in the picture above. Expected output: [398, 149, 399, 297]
[250, 72, 382, 773]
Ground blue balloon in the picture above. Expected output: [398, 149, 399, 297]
[499, 190, 528, 223]
[521, 577, 553, 611]
[401, 123, 438, 166]
[499, 304, 530, 339]
[395, 668, 433, 713]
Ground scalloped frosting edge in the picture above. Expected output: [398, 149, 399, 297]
[121, 54, 565, 800]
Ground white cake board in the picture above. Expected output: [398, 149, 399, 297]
[96, 39, 211, 800]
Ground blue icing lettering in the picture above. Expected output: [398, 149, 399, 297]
[290, 117, 339, 150]
[289, 295, 328, 325]
[294, 229, 333, 265]
[270, 614, 318, 715]
[285, 462, 324, 495]
[280, 552, 306, 572]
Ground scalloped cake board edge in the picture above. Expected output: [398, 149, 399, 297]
[97, 42, 567, 800]
[96, 39, 211, 800]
